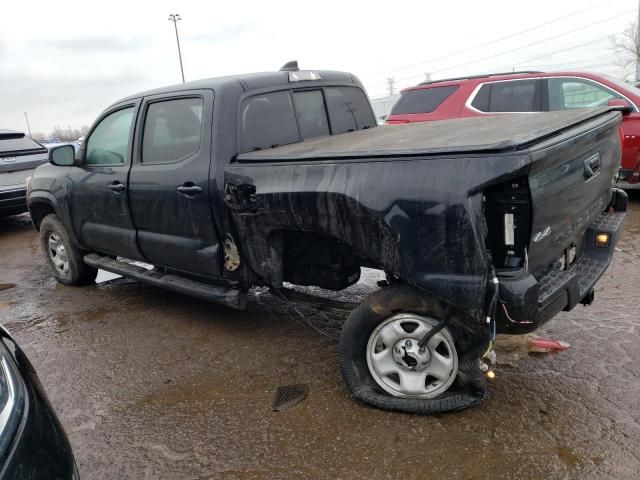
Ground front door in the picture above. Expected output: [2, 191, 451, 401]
[67, 102, 142, 259]
[127, 90, 222, 278]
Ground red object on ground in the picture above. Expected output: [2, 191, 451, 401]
[386, 71, 640, 184]
[528, 337, 571, 353]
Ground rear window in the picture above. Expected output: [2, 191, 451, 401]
[292, 90, 330, 140]
[240, 91, 300, 152]
[324, 87, 376, 133]
[390, 86, 458, 115]
[240, 86, 375, 153]
[0, 136, 45, 155]
[471, 80, 539, 112]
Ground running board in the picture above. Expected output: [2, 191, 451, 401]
[84, 253, 247, 310]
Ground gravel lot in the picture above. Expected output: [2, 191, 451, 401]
[1, 192, 639, 479]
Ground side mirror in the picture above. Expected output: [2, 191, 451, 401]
[608, 99, 633, 115]
[49, 144, 76, 166]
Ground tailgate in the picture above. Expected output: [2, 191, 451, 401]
[526, 111, 622, 273]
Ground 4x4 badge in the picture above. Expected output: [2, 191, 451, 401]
[533, 226, 551, 243]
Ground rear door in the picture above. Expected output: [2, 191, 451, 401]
[128, 90, 222, 278]
[67, 103, 141, 259]
[469, 79, 542, 113]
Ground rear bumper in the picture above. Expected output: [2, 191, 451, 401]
[0, 185, 27, 216]
[496, 189, 627, 334]
[618, 169, 640, 189]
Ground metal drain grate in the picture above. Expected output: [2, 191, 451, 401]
[272, 384, 309, 412]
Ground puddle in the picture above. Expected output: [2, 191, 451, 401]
[0, 283, 16, 292]
[554, 446, 582, 466]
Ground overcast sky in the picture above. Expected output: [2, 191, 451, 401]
[0, 0, 635, 135]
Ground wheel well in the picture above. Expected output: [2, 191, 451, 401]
[279, 230, 365, 290]
[29, 202, 56, 230]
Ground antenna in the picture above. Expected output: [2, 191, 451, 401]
[280, 60, 299, 72]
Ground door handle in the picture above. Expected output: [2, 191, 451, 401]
[107, 182, 126, 193]
[583, 153, 601, 181]
[176, 184, 203, 196]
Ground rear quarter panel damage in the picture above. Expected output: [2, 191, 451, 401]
[225, 153, 531, 323]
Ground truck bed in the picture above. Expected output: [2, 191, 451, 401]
[227, 106, 624, 332]
[237, 107, 617, 161]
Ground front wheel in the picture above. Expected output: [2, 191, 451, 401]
[39, 214, 97, 286]
[338, 284, 488, 414]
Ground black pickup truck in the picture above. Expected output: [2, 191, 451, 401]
[27, 63, 627, 413]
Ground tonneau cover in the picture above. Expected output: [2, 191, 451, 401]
[237, 107, 618, 161]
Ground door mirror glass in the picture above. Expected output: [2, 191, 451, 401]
[608, 98, 633, 114]
[49, 144, 76, 166]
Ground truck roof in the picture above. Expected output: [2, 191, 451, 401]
[237, 107, 618, 161]
[117, 70, 362, 103]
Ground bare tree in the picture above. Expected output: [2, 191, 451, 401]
[50, 126, 86, 142]
[611, 21, 640, 82]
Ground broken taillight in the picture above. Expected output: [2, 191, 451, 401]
[483, 178, 532, 269]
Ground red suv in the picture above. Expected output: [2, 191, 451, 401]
[386, 71, 640, 186]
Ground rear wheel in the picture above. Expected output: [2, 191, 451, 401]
[366, 313, 458, 399]
[39, 214, 97, 286]
[339, 284, 488, 414]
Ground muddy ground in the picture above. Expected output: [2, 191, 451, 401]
[1, 194, 639, 479]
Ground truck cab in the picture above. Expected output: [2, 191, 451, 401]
[27, 64, 376, 289]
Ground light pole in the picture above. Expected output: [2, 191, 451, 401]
[23, 112, 32, 137]
[386, 77, 395, 97]
[168, 13, 185, 83]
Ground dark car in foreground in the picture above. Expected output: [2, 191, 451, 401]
[0, 325, 77, 479]
[386, 71, 640, 188]
[27, 63, 626, 414]
[0, 131, 48, 218]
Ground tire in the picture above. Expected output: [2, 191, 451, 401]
[39, 214, 97, 286]
[338, 284, 488, 414]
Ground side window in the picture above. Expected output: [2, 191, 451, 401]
[142, 97, 203, 164]
[391, 86, 459, 115]
[547, 78, 620, 110]
[292, 90, 330, 140]
[324, 87, 376, 134]
[472, 80, 539, 112]
[86, 107, 135, 165]
[470, 84, 490, 111]
[240, 91, 299, 152]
